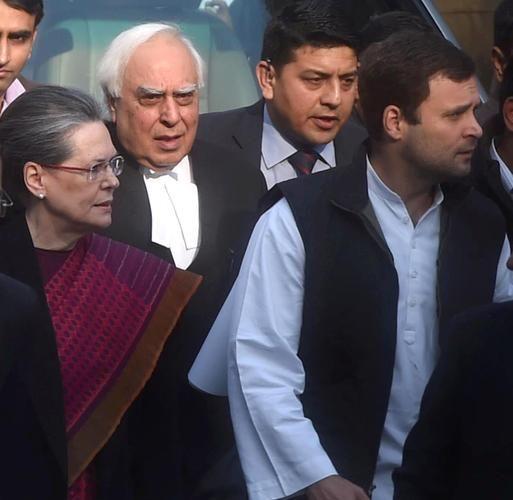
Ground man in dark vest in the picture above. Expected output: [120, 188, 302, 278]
[190, 32, 513, 500]
[197, 0, 367, 191]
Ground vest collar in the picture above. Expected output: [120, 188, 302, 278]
[328, 142, 472, 215]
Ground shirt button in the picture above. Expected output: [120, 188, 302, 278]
[409, 298, 417, 307]
[410, 270, 418, 278]
[411, 239, 416, 249]
[404, 331, 415, 344]
[402, 216, 409, 224]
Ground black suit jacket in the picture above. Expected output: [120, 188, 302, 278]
[104, 134, 264, 499]
[105, 135, 265, 359]
[18, 75, 39, 91]
[394, 301, 513, 500]
[197, 99, 368, 178]
[106, 136, 265, 270]
[471, 119, 513, 242]
[0, 222, 67, 499]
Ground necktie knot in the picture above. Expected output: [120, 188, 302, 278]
[288, 149, 319, 176]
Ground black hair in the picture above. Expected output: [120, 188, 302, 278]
[498, 58, 513, 136]
[359, 31, 475, 140]
[359, 11, 434, 53]
[261, 0, 359, 71]
[4, 0, 44, 26]
[495, 0, 513, 58]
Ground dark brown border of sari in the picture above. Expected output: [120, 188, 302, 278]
[67, 269, 202, 484]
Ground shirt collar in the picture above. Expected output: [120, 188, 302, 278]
[262, 104, 336, 169]
[490, 138, 513, 193]
[140, 155, 192, 183]
[366, 155, 444, 207]
[1, 78, 25, 115]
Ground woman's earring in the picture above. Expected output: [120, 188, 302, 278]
[38, 193, 45, 199]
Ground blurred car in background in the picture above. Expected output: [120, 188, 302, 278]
[24, 0, 487, 114]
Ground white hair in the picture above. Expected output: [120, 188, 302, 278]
[97, 22, 205, 103]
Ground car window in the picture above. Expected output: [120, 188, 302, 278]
[25, 0, 486, 112]
[28, 0, 260, 113]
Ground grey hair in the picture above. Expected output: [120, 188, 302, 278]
[0, 85, 103, 202]
[97, 23, 206, 104]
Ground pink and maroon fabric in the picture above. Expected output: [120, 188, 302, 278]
[39, 234, 175, 500]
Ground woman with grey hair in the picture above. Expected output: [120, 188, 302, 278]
[0, 85, 201, 499]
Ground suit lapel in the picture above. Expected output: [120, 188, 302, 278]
[231, 100, 264, 172]
[108, 159, 174, 262]
[113, 159, 153, 245]
[484, 160, 513, 216]
[334, 115, 368, 168]
[0, 214, 68, 480]
[189, 143, 220, 273]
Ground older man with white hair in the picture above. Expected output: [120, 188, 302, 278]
[98, 23, 263, 499]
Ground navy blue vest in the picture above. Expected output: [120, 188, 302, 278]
[269, 147, 506, 491]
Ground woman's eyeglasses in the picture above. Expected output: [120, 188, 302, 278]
[40, 154, 125, 182]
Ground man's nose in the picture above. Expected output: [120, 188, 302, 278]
[0, 39, 10, 66]
[160, 96, 181, 126]
[320, 80, 342, 108]
[466, 113, 483, 139]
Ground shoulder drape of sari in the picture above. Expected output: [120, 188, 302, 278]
[43, 233, 201, 487]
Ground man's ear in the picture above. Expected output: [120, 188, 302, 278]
[256, 60, 276, 100]
[24, 161, 46, 199]
[108, 96, 117, 123]
[503, 96, 513, 133]
[382, 105, 405, 141]
[492, 46, 507, 82]
[28, 29, 38, 60]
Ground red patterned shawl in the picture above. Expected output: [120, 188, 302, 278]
[41, 234, 201, 496]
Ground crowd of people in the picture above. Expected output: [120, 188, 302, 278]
[1, 0, 513, 499]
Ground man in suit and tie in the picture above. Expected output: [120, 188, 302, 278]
[0, 0, 42, 114]
[197, 0, 367, 190]
[472, 61, 513, 242]
[98, 23, 263, 498]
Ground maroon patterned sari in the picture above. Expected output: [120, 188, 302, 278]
[36, 234, 201, 499]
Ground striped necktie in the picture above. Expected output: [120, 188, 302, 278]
[288, 150, 319, 176]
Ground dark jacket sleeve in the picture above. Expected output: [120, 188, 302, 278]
[0, 274, 40, 385]
[0, 274, 67, 500]
[393, 308, 487, 500]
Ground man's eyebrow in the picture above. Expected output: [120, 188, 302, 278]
[7, 30, 33, 38]
[339, 70, 358, 79]
[301, 69, 357, 79]
[301, 70, 330, 78]
[136, 86, 165, 97]
[173, 84, 199, 95]
[441, 103, 472, 116]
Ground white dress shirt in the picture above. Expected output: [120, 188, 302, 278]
[490, 138, 513, 195]
[260, 106, 335, 189]
[369, 165, 442, 500]
[142, 155, 200, 269]
[191, 158, 513, 500]
[1, 78, 25, 115]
